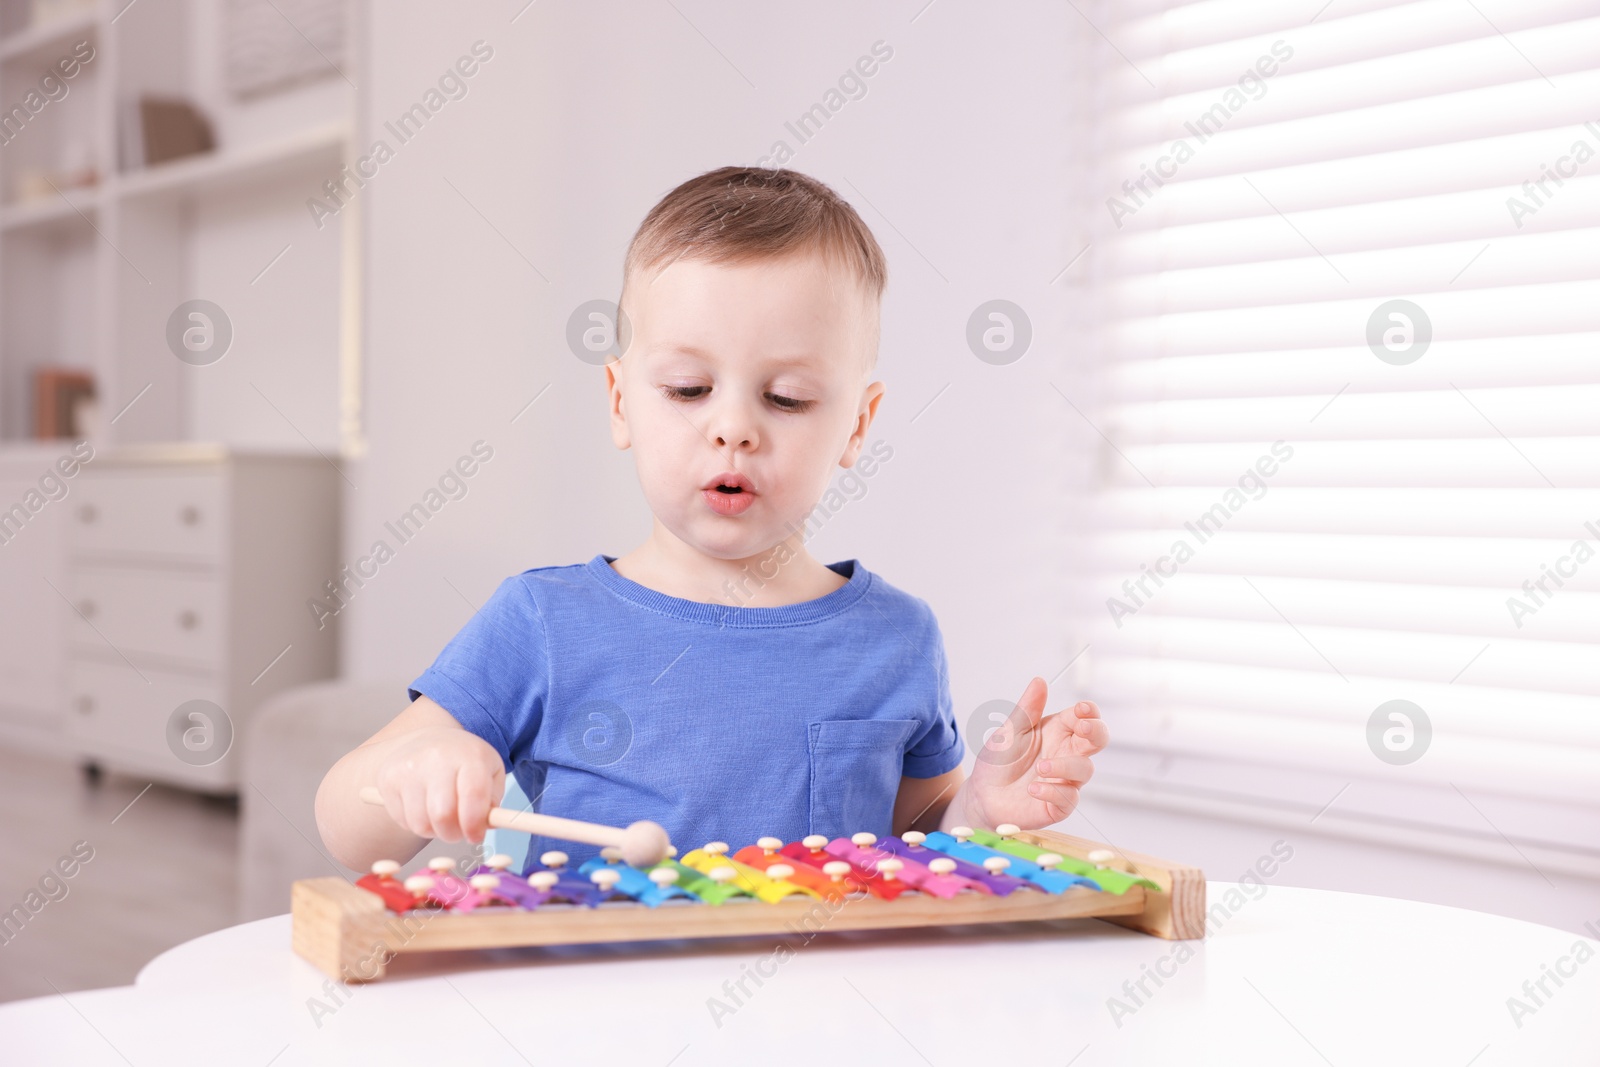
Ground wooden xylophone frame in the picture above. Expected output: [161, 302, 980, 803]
[292, 827, 1206, 982]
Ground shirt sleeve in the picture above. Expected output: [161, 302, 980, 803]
[902, 609, 966, 778]
[407, 575, 548, 770]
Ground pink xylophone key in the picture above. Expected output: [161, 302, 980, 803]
[792, 834, 912, 900]
[824, 833, 977, 899]
[412, 857, 494, 911]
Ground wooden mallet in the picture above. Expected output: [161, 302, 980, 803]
[358, 786, 672, 867]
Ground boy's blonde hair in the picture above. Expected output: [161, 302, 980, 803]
[619, 166, 888, 374]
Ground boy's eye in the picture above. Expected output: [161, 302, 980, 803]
[766, 393, 814, 412]
[660, 385, 813, 413]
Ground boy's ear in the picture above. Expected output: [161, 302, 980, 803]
[605, 358, 631, 450]
[839, 380, 885, 467]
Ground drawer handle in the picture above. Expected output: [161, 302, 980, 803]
[74, 695, 94, 715]
[78, 600, 97, 619]
[178, 610, 199, 630]
[180, 506, 201, 526]
[78, 504, 97, 523]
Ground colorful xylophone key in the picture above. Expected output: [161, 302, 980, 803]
[526, 849, 629, 907]
[355, 860, 417, 911]
[679, 841, 822, 903]
[824, 832, 981, 900]
[734, 837, 857, 903]
[407, 857, 494, 911]
[972, 826, 1162, 894]
[776, 835, 874, 897]
[780, 834, 913, 900]
[577, 846, 698, 907]
[468, 854, 553, 909]
[921, 827, 1102, 893]
[877, 831, 1040, 896]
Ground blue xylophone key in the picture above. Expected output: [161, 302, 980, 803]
[524, 858, 614, 907]
[921, 831, 1099, 893]
[577, 857, 696, 907]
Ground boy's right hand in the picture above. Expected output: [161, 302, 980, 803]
[368, 719, 506, 845]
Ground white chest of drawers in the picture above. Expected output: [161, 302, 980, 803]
[65, 445, 340, 792]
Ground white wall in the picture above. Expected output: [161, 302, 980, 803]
[344, 0, 1091, 723]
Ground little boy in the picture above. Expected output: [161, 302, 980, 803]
[316, 166, 1107, 874]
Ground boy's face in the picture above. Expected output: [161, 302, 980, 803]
[606, 249, 885, 562]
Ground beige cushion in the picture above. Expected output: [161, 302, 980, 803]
[236, 680, 405, 921]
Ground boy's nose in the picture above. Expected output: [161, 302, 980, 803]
[711, 416, 757, 451]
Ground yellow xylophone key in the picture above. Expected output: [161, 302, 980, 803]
[736, 838, 855, 902]
[679, 841, 822, 904]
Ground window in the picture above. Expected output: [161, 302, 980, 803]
[1079, 0, 1600, 875]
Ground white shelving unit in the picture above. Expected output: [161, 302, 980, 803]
[0, 0, 362, 771]
[0, 6, 94, 62]
[0, 0, 361, 451]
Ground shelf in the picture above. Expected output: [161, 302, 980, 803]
[0, 0, 356, 451]
[0, 123, 348, 227]
[0, 9, 98, 65]
[0, 438, 90, 462]
[0, 186, 99, 234]
[114, 122, 347, 205]
[82, 441, 229, 466]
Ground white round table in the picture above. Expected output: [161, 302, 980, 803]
[1, 882, 1594, 1065]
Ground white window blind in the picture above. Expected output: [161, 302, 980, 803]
[1078, 0, 1600, 874]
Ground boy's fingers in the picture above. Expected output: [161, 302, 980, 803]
[1034, 753, 1095, 785]
[427, 786, 464, 842]
[457, 768, 493, 841]
[1072, 718, 1109, 753]
[1037, 708, 1078, 751]
[398, 787, 430, 840]
[1011, 676, 1048, 735]
[457, 794, 482, 844]
[1029, 704, 1104, 758]
[1026, 780, 1080, 818]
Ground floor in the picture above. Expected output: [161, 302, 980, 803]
[0, 745, 238, 1004]
[0, 738, 487, 1006]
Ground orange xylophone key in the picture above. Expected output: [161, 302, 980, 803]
[735, 838, 858, 902]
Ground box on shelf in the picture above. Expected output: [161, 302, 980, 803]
[118, 96, 214, 171]
[32, 367, 94, 439]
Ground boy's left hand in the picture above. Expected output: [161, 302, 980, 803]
[963, 676, 1107, 830]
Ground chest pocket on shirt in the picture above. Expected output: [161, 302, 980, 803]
[807, 718, 919, 839]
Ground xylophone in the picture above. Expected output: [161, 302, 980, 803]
[292, 822, 1205, 982]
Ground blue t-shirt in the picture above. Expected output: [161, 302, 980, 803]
[407, 553, 966, 869]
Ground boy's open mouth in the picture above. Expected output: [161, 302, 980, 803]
[703, 471, 756, 494]
[702, 471, 757, 515]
